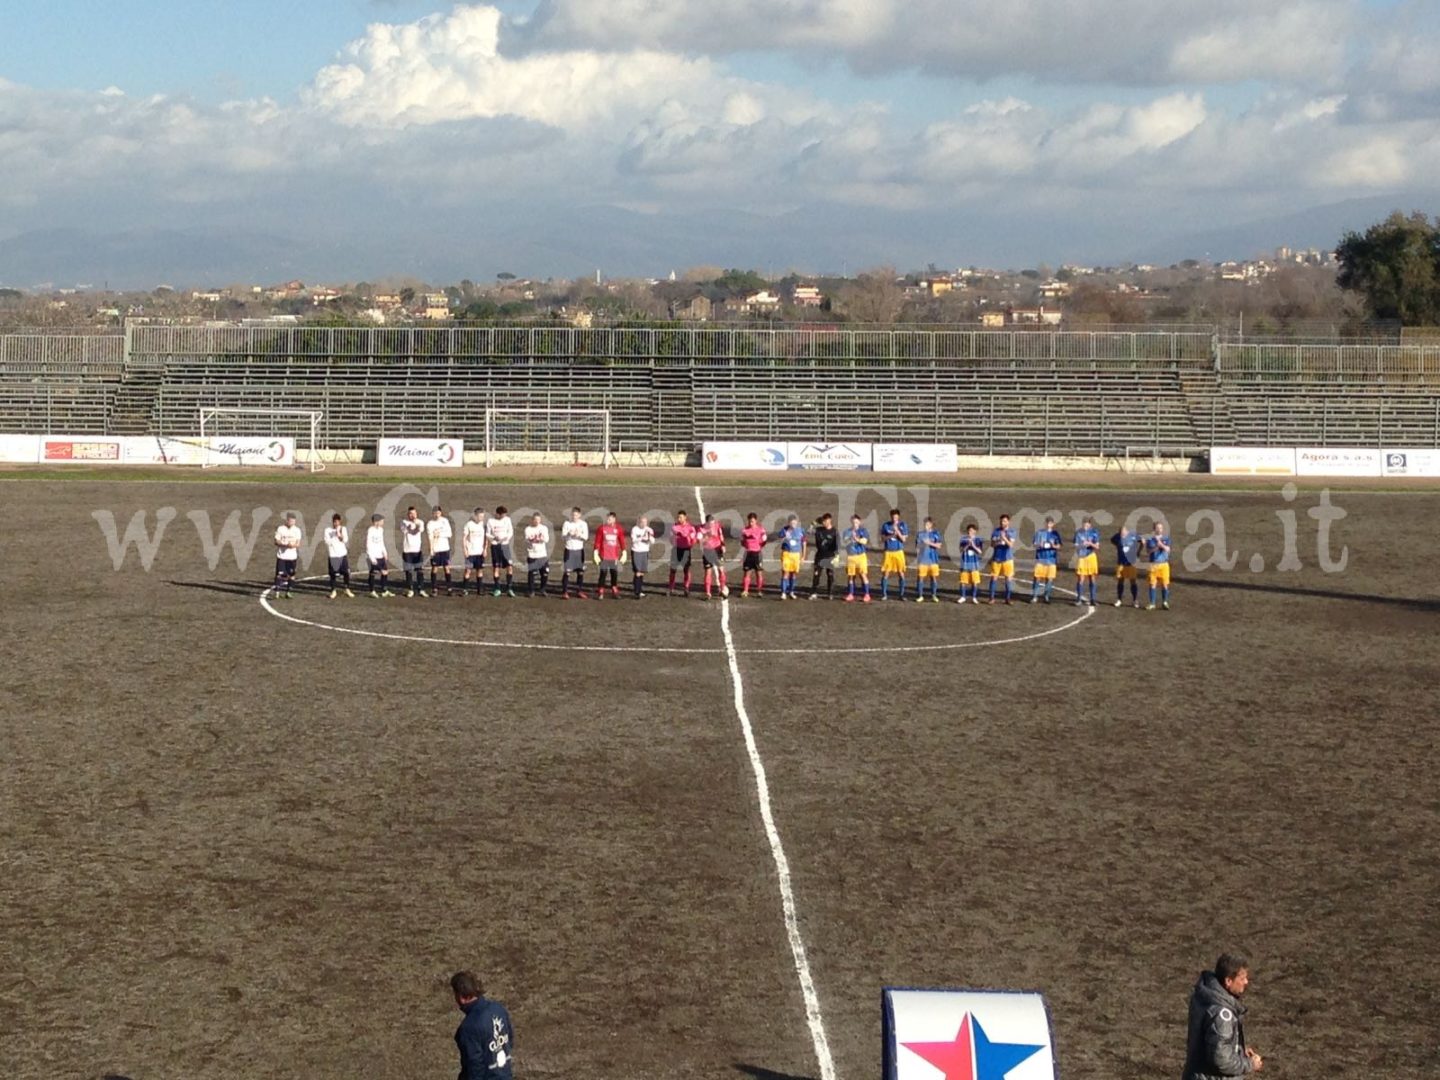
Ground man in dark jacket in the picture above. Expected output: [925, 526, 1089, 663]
[452, 971, 514, 1080]
[1183, 954, 1263, 1079]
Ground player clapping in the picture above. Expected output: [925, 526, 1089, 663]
[561, 507, 589, 599]
[324, 513, 354, 599]
[914, 516, 943, 603]
[400, 506, 426, 597]
[462, 508, 487, 597]
[776, 514, 806, 600]
[842, 514, 872, 603]
[1146, 522, 1173, 610]
[272, 512, 301, 599]
[486, 506, 516, 597]
[630, 515, 655, 598]
[365, 513, 392, 597]
[524, 513, 551, 597]
[956, 523, 984, 604]
[428, 507, 455, 596]
[1031, 516, 1062, 605]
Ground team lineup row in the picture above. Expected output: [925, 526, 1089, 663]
[269, 504, 1177, 609]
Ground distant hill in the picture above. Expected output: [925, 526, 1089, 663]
[1131, 194, 1439, 265]
[3, 193, 1437, 288]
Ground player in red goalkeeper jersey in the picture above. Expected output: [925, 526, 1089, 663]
[593, 511, 626, 599]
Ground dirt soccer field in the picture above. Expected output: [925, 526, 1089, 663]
[2, 473, 1437, 1080]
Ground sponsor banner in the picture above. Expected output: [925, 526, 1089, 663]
[787, 441, 874, 471]
[1382, 448, 1440, 478]
[701, 441, 789, 470]
[883, 987, 1058, 1080]
[42, 436, 123, 463]
[206, 436, 296, 467]
[1209, 446, 1296, 476]
[1296, 446, 1383, 478]
[0, 434, 40, 464]
[122, 436, 207, 466]
[874, 443, 959, 473]
[377, 438, 464, 468]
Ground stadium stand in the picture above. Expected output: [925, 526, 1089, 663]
[1, 327, 1437, 453]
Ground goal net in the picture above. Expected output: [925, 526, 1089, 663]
[198, 408, 325, 472]
[484, 407, 612, 468]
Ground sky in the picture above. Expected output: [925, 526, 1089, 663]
[3, 0, 1440, 284]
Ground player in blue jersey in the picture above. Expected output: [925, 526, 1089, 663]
[1030, 516, 1063, 604]
[1073, 515, 1102, 606]
[988, 514, 1017, 605]
[1145, 521, 1173, 610]
[914, 516, 944, 602]
[842, 514, 873, 603]
[776, 514, 807, 600]
[956, 523, 985, 604]
[879, 508, 910, 600]
[1111, 525, 1143, 608]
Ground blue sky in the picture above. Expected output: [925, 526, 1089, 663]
[2, 1, 1438, 284]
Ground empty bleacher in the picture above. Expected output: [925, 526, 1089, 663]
[1, 327, 1437, 453]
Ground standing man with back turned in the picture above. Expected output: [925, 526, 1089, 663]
[452, 970, 514, 1080]
[1184, 953, 1263, 1079]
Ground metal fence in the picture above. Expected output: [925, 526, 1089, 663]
[125, 326, 1216, 365]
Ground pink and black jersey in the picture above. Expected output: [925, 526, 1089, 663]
[700, 521, 725, 551]
[672, 521, 699, 550]
[741, 524, 768, 552]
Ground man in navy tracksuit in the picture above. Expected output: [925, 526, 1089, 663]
[452, 971, 515, 1080]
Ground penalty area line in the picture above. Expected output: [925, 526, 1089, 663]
[695, 484, 838, 1080]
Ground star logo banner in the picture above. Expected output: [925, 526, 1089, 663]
[883, 988, 1058, 1080]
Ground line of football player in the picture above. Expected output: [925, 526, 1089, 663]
[271, 505, 1176, 609]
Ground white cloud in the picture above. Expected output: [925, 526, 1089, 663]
[4, 0, 1440, 269]
[513, 0, 1352, 87]
[306, 4, 746, 132]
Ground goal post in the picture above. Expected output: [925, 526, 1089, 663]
[484, 407, 613, 469]
[198, 408, 325, 472]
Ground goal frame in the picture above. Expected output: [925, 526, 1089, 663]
[484, 407, 613, 469]
[198, 407, 325, 472]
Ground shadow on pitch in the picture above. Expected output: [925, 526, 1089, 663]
[167, 578, 324, 599]
[734, 1064, 818, 1080]
[1178, 575, 1440, 613]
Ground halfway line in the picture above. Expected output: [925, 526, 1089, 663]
[695, 484, 837, 1080]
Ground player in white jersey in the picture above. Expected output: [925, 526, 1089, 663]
[272, 512, 301, 598]
[427, 506, 455, 596]
[399, 505, 427, 597]
[323, 513, 354, 599]
[486, 505, 516, 597]
[524, 513, 551, 597]
[365, 513, 392, 597]
[560, 506, 590, 599]
[462, 507, 487, 597]
[630, 515, 656, 598]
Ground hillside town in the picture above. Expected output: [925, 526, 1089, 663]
[0, 247, 1351, 333]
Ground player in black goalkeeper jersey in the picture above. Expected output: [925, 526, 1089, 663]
[809, 512, 839, 600]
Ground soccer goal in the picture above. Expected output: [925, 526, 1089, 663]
[198, 408, 325, 472]
[484, 407, 613, 468]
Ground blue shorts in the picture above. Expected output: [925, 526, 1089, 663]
[467, 554, 485, 570]
[403, 551, 423, 569]
[275, 558, 297, 578]
[430, 551, 451, 568]
[368, 556, 388, 572]
[490, 543, 512, 568]
[328, 556, 350, 576]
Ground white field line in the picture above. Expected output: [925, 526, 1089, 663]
[696, 484, 838, 1080]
